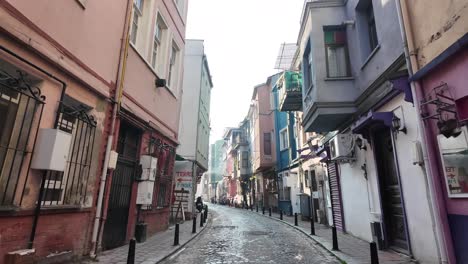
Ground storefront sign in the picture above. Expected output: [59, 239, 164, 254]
[174, 161, 194, 212]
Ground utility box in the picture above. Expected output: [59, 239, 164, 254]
[31, 129, 72, 171]
[136, 181, 154, 205]
[139, 155, 157, 181]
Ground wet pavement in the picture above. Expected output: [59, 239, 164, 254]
[161, 204, 339, 264]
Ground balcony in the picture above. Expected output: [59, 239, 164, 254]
[278, 71, 303, 111]
[302, 77, 358, 133]
[233, 134, 248, 149]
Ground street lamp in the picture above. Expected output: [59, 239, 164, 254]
[392, 116, 407, 134]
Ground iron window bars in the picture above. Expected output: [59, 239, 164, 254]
[0, 69, 46, 207]
[41, 100, 97, 206]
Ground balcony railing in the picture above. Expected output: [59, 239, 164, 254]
[278, 71, 302, 111]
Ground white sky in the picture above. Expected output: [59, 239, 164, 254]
[186, 0, 305, 143]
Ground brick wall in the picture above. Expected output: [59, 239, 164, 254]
[0, 211, 92, 262]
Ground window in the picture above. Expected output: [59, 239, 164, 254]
[366, 4, 378, 52]
[42, 101, 97, 206]
[303, 43, 313, 91]
[151, 20, 163, 68]
[130, 9, 140, 44]
[304, 170, 309, 188]
[168, 44, 179, 88]
[279, 128, 289, 150]
[242, 151, 248, 168]
[324, 27, 351, 78]
[134, 0, 144, 12]
[264, 133, 272, 155]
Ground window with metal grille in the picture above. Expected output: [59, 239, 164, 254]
[324, 27, 351, 78]
[0, 68, 45, 207]
[42, 98, 97, 207]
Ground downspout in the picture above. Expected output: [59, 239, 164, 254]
[90, 0, 133, 257]
[395, 0, 451, 263]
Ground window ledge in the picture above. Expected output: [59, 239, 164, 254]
[361, 44, 381, 70]
[324, 77, 354, 81]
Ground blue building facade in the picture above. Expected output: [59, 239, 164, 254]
[272, 72, 297, 214]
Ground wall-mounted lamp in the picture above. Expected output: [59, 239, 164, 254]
[392, 116, 407, 134]
[355, 137, 367, 151]
[155, 78, 166, 88]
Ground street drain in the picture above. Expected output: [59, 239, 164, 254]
[211, 225, 237, 229]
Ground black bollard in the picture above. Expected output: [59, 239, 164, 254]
[280, 210, 283, 220]
[269, 207, 272, 217]
[200, 213, 204, 227]
[173, 223, 180, 246]
[127, 238, 136, 264]
[262, 207, 265, 215]
[294, 213, 298, 226]
[370, 242, 379, 264]
[250, 205, 253, 211]
[310, 217, 315, 235]
[256, 206, 259, 212]
[332, 226, 339, 251]
[204, 209, 207, 223]
[192, 216, 197, 233]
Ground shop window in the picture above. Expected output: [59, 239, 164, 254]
[438, 126, 468, 198]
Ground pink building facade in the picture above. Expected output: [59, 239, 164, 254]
[0, 0, 128, 262]
[251, 78, 277, 209]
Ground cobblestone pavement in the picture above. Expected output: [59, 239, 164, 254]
[161, 204, 339, 264]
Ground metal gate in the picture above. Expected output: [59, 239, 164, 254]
[102, 122, 140, 250]
[327, 162, 345, 231]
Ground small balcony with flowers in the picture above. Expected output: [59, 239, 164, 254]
[278, 71, 303, 112]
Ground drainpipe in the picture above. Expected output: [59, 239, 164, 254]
[89, 0, 133, 258]
[395, 0, 451, 263]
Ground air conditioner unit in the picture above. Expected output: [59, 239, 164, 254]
[329, 134, 354, 160]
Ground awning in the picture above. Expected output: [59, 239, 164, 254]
[390, 76, 413, 103]
[352, 111, 394, 139]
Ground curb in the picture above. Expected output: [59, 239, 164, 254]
[239, 207, 349, 264]
[155, 213, 212, 264]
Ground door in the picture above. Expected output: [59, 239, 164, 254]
[374, 129, 409, 252]
[102, 122, 141, 250]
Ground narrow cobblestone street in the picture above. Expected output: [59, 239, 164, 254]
[161, 204, 339, 264]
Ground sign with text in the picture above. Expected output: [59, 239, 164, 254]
[175, 161, 194, 212]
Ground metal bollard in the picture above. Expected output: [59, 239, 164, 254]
[269, 208, 272, 217]
[200, 213, 204, 227]
[294, 213, 298, 226]
[250, 205, 253, 211]
[310, 217, 315, 235]
[192, 216, 197, 233]
[173, 223, 180, 246]
[262, 207, 265, 215]
[370, 242, 379, 264]
[204, 209, 207, 223]
[332, 226, 339, 251]
[256, 206, 259, 212]
[127, 238, 136, 264]
[280, 210, 283, 220]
